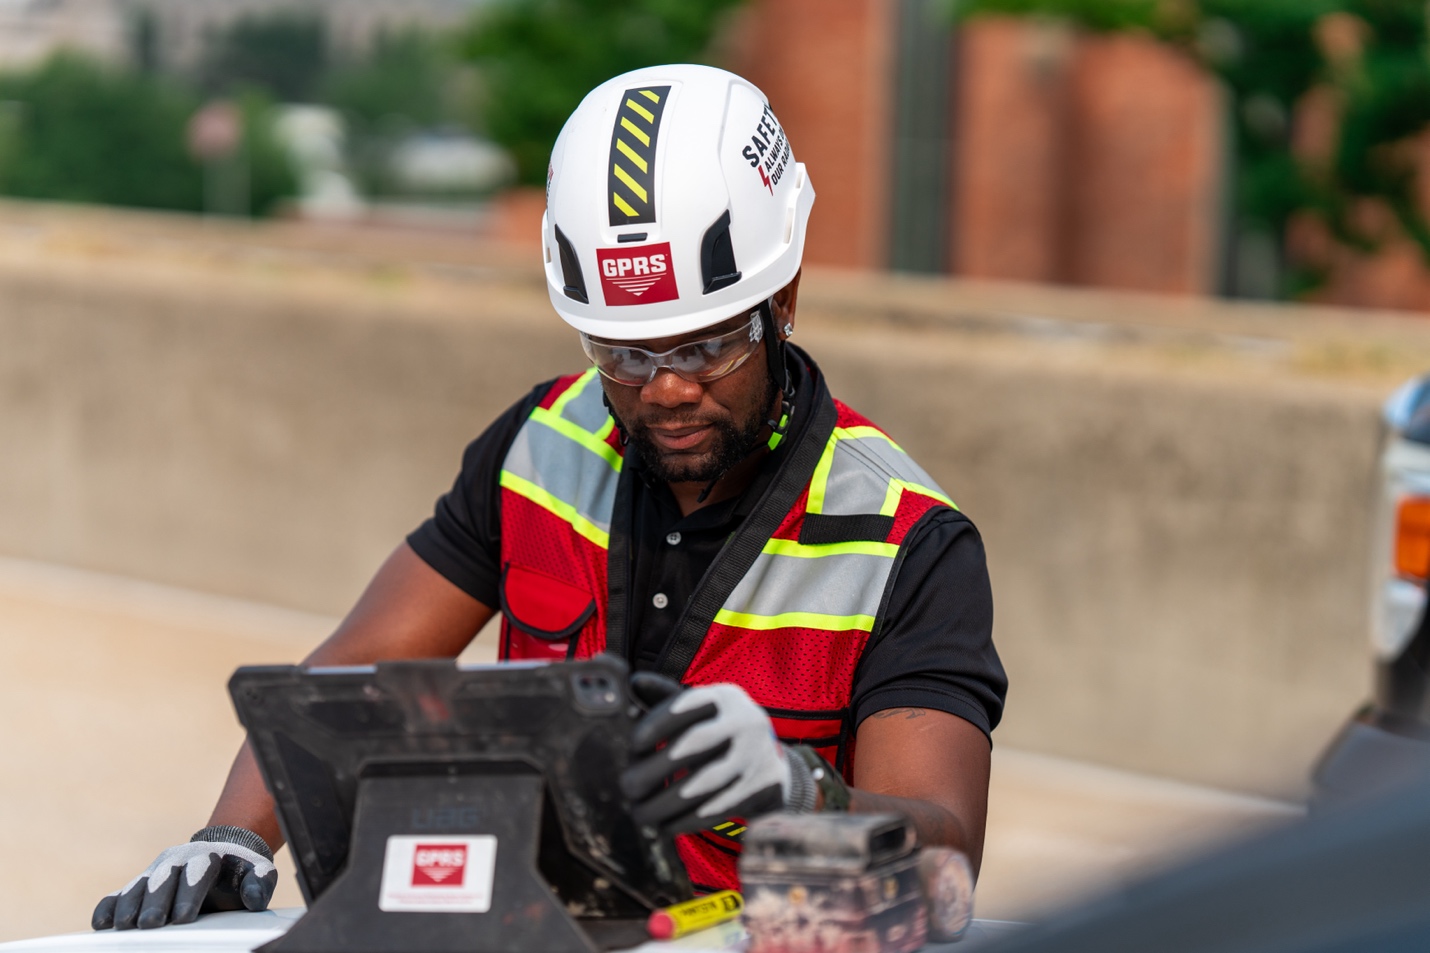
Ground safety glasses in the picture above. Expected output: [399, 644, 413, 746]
[580, 310, 765, 386]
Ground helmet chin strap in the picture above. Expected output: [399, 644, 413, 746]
[602, 389, 631, 446]
[695, 298, 795, 505]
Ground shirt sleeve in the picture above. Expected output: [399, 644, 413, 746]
[850, 509, 1007, 739]
[405, 380, 556, 609]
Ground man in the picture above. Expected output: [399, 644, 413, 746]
[93, 64, 1006, 930]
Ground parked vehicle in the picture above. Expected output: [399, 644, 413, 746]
[1314, 374, 1430, 807]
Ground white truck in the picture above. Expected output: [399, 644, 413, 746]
[1314, 374, 1430, 805]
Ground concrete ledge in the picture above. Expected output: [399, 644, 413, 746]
[3, 202, 1427, 797]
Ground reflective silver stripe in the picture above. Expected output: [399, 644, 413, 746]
[553, 368, 614, 433]
[502, 421, 619, 539]
[718, 423, 953, 630]
[811, 428, 953, 516]
[500, 371, 621, 545]
[721, 548, 893, 630]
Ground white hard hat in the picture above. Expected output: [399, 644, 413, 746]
[542, 64, 815, 341]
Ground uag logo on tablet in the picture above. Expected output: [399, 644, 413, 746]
[412, 844, 467, 886]
[598, 242, 678, 305]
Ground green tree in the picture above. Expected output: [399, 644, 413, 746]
[0, 54, 203, 209]
[459, 0, 747, 185]
[0, 54, 296, 216]
[200, 10, 328, 102]
[323, 28, 476, 195]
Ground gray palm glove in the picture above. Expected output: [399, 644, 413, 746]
[92, 826, 277, 930]
[622, 675, 817, 833]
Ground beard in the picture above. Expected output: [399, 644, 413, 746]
[621, 372, 778, 484]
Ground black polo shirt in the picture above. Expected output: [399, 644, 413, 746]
[408, 358, 1006, 738]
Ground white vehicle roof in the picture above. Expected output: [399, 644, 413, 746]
[0, 910, 1020, 953]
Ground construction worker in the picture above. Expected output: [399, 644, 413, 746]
[93, 64, 1006, 930]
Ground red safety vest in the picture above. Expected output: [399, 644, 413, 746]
[496, 363, 955, 891]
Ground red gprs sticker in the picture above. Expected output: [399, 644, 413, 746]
[411, 844, 467, 887]
[598, 242, 679, 305]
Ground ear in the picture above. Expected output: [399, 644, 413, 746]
[771, 269, 801, 340]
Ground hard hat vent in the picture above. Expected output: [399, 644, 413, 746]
[553, 224, 588, 304]
[700, 210, 742, 295]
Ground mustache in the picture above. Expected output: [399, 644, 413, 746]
[628, 411, 730, 431]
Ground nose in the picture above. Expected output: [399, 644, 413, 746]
[640, 368, 703, 409]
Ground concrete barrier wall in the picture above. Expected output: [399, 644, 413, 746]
[3, 209, 1422, 798]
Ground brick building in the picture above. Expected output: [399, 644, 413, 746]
[728, 3, 1227, 296]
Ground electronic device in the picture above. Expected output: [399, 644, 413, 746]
[228, 655, 691, 953]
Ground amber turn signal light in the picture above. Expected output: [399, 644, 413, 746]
[1396, 497, 1430, 581]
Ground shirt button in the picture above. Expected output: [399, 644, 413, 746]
[666, 532, 682, 546]
[652, 593, 669, 609]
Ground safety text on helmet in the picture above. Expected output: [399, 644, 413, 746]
[741, 105, 792, 196]
[597, 242, 679, 306]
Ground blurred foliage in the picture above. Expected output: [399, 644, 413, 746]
[953, 0, 1430, 292]
[459, 0, 747, 185]
[0, 54, 295, 216]
[325, 29, 460, 132]
[323, 29, 479, 195]
[200, 10, 328, 102]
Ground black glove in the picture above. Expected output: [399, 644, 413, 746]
[92, 826, 277, 930]
[621, 674, 815, 834]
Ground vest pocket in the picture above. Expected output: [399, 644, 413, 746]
[499, 562, 597, 660]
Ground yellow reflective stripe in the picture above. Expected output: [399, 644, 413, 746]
[625, 98, 655, 123]
[879, 479, 957, 517]
[530, 407, 622, 470]
[620, 116, 650, 146]
[639, 88, 661, 103]
[762, 537, 899, 559]
[549, 367, 597, 416]
[833, 425, 902, 452]
[613, 193, 638, 217]
[613, 163, 648, 202]
[528, 369, 621, 469]
[499, 470, 609, 549]
[616, 137, 648, 173]
[714, 609, 877, 632]
[805, 431, 839, 515]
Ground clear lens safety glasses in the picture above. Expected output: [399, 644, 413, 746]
[580, 311, 764, 386]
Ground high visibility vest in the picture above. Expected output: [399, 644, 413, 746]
[496, 361, 956, 891]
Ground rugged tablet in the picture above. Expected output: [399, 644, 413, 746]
[229, 656, 691, 953]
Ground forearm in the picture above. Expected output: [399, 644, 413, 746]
[842, 787, 981, 873]
[206, 739, 284, 851]
[848, 707, 992, 877]
[202, 545, 494, 851]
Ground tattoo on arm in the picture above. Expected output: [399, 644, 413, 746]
[868, 707, 927, 721]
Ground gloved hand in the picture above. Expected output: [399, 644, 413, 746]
[621, 673, 816, 833]
[92, 826, 277, 930]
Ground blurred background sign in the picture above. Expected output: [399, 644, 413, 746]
[187, 100, 241, 162]
[188, 99, 247, 217]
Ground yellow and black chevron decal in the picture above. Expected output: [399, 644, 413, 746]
[607, 86, 671, 226]
[710, 820, 746, 841]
